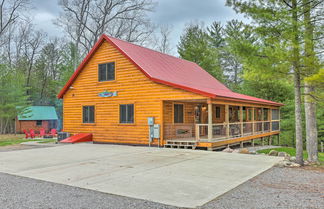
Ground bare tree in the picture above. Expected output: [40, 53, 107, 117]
[0, 0, 28, 38]
[56, 0, 155, 60]
[155, 24, 173, 54]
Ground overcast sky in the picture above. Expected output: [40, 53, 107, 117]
[31, 0, 244, 55]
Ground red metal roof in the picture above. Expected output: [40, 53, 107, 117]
[57, 34, 283, 106]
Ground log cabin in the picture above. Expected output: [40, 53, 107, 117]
[58, 34, 283, 150]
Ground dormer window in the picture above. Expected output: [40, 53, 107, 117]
[99, 62, 115, 81]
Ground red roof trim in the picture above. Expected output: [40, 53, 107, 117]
[57, 34, 283, 107]
[151, 78, 216, 98]
[215, 96, 284, 106]
[58, 34, 217, 99]
[57, 35, 106, 98]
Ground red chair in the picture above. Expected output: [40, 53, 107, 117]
[29, 129, 38, 139]
[50, 129, 57, 138]
[23, 130, 30, 139]
[39, 128, 46, 138]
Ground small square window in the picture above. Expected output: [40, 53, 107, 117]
[36, 120, 42, 126]
[98, 62, 115, 81]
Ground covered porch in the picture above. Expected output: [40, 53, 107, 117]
[162, 98, 280, 150]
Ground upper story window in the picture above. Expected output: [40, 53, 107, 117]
[174, 104, 184, 123]
[83, 106, 95, 123]
[98, 62, 115, 82]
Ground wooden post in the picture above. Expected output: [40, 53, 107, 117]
[269, 108, 272, 132]
[225, 104, 229, 138]
[252, 107, 255, 134]
[207, 99, 213, 141]
[261, 137, 264, 146]
[268, 136, 272, 145]
[261, 108, 264, 132]
[240, 141, 244, 148]
[252, 139, 255, 147]
[278, 134, 280, 145]
[240, 106, 243, 137]
[195, 124, 200, 140]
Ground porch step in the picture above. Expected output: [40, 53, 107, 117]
[164, 140, 197, 150]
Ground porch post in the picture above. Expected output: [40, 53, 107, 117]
[261, 108, 264, 132]
[225, 104, 229, 138]
[240, 106, 243, 137]
[269, 108, 272, 132]
[252, 107, 255, 134]
[207, 99, 213, 141]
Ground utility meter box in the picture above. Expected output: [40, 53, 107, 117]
[153, 124, 160, 139]
[147, 117, 154, 125]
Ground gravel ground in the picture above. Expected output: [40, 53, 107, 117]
[0, 172, 175, 209]
[0, 166, 323, 209]
[201, 166, 324, 209]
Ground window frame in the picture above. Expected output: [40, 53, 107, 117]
[98, 62, 115, 82]
[173, 103, 184, 124]
[119, 104, 135, 124]
[82, 105, 95, 124]
[36, 120, 42, 126]
[215, 106, 221, 119]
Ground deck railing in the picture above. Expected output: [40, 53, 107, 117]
[195, 120, 280, 141]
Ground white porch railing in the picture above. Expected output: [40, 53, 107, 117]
[195, 121, 280, 142]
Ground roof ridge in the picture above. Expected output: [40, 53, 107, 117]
[106, 35, 198, 65]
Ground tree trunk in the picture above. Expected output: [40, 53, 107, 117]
[304, 84, 318, 162]
[303, 0, 318, 163]
[292, 0, 303, 165]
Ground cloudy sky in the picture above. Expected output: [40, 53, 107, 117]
[31, 0, 244, 54]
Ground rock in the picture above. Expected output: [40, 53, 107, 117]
[232, 149, 240, 153]
[276, 160, 301, 168]
[222, 147, 234, 153]
[278, 152, 287, 157]
[289, 162, 301, 167]
[249, 150, 256, 154]
[239, 148, 250, 154]
[268, 150, 278, 156]
[290, 156, 296, 162]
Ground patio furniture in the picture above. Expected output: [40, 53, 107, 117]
[23, 130, 30, 139]
[39, 128, 46, 138]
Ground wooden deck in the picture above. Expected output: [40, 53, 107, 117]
[165, 131, 280, 151]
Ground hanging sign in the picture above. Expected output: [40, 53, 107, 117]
[98, 90, 118, 97]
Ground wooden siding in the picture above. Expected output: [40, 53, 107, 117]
[63, 40, 206, 145]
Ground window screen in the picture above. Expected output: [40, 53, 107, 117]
[272, 109, 279, 120]
[120, 104, 134, 123]
[215, 106, 221, 118]
[83, 106, 95, 123]
[174, 104, 184, 123]
[98, 62, 115, 81]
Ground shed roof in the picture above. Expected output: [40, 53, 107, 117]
[17, 106, 58, 121]
[57, 34, 283, 106]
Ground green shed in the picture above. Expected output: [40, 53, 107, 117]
[16, 106, 58, 133]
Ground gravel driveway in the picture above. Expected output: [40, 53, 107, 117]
[1, 166, 323, 209]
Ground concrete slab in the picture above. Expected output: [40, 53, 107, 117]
[0, 144, 282, 208]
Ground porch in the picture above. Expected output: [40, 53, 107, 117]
[162, 98, 280, 150]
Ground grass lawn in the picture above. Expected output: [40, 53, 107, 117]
[0, 134, 56, 146]
[257, 147, 324, 163]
